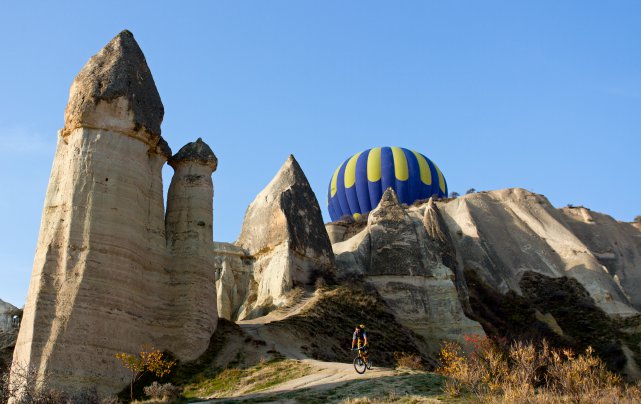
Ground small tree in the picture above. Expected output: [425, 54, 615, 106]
[466, 188, 476, 194]
[116, 346, 176, 401]
[449, 191, 460, 198]
[634, 215, 641, 223]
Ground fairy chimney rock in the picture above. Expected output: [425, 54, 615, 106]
[11, 31, 216, 396]
[63, 30, 168, 153]
[233, 155, 335, 319]
[165, 138, 219, 359]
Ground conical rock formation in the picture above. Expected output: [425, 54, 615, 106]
[230, 155, 335, 319]
[63, 30, 164, 142]
[11, 31, 218, 396]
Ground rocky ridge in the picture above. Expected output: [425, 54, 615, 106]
[438, 188, 637, 316]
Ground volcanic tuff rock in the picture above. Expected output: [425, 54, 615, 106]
[0, 299, 18, 333]
[438, 188, 638, 316]
[559, 206, 641, 310]
[213, 242, 253, 321]
[165, 138, 219, 359]
[331, 188, 485, 350]
[231, 155, 335, 319]
[63, 30, 165, 142]
[11, 31, 218, 396]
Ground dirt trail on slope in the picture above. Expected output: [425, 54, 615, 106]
[237, 290, 318, 359]
[225, 290, 396, 399]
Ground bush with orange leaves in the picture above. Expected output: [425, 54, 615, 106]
[437, 335, 641, 403]
[116, 345, 176, 401]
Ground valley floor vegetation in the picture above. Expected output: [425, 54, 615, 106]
[4, 332, 641, 403]
[438, 335, 641, 403]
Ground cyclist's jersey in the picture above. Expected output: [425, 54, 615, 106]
[353, 329, 367, 346]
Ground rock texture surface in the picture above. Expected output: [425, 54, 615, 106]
[438, 188, 638, 316]
[231, 156, 335, 320]
[332, 189, 484, 350]
[63, 30, 164, 141]
[11, 31, 218, 396]
[213, 242, 252, 321]
[165, 138, 219, 359]
[559, 207, 641, 311]
[0, 299, 18, 333]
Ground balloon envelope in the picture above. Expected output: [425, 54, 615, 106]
[327, 147, 448, 221]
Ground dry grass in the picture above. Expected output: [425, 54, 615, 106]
[437, 335, 641, 403]
[394, 352, 424, 371]
[231, 372, 446, 403]
[181, 358, 312, 399]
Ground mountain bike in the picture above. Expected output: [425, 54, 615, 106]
[351, 345, 372, 374]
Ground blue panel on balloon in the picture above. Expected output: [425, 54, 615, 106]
[327, 146, 448, 222]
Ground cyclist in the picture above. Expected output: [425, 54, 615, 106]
[351, 324, 368, 353]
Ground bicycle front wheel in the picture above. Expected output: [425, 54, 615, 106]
[353, 356, 366, 374]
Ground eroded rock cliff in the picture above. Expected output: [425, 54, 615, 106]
[0, 300, 17, 333]
[327, 187, 641, 370]
[438, 188, 637, 317]
[331, 189, 484, 350]
[559, 206, 641, 310]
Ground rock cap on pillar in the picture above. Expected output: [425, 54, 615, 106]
[62, 29, 169, 156]
[168, 138, 218, 171]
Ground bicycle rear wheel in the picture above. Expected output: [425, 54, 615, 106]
[353, 356, 366, 374]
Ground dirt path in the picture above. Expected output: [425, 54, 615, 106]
[205, 290, 397, 401]
[236, 290, 317, 359]
[195, 360, 396, 403]
[238, 289, 317, 326]
[261, 358, 395, 394]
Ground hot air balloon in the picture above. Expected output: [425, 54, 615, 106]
[327, 147, 448, 221]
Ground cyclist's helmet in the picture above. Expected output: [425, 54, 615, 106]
[359, 324, 365, 329]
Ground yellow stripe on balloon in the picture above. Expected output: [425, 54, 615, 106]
[330, 165, 340, 197]
[367, 147, 382, 182]
[391, 147, 409, 181]
[344, 152, 362, 189]
[434, 163, 446, 193]
[412, 151, 432, 185]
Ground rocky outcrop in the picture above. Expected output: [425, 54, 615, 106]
[213, 242, 252, 321]
[0, 300, 18, 333]
[232, 155, 335, 319]
[438, 188, 638, 317]
[559, 207, 641, 311]
[332, 189, 484, 350]
[11, 31, 218, 396]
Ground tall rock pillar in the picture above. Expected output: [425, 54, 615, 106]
[11, 31, 172, 395]
[165, 138, 218, 359]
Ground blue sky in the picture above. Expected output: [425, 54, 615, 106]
[1, 1, 640, 307]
